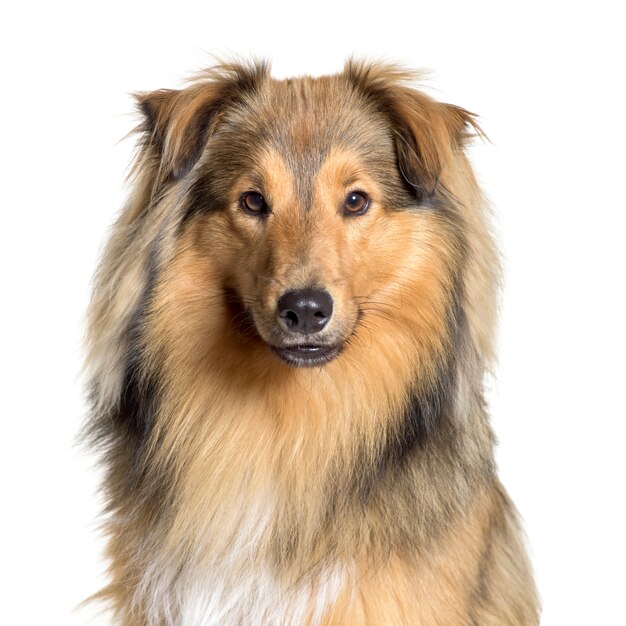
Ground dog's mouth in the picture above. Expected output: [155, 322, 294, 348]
[271, 343, 344, 367]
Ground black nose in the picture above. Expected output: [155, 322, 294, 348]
[277, 288, 334, 335]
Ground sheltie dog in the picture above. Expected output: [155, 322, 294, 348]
[85, 59, 539, 625]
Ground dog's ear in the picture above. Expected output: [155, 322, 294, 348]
[345, 60, 482, 199]
[391, 97, 482, 198]
[135, 61, 270, 181]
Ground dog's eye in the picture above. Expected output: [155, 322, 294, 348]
[241, 191, 269, 216]
[343, 191, 369, 216]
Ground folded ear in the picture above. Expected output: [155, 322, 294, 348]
[135, 61, 270, 181]
[345, 60, 483, 199]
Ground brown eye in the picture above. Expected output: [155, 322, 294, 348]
[343, 191, 369, 216]
[241, 191, 269, 216]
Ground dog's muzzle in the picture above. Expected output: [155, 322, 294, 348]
[271, 288, 342, 366]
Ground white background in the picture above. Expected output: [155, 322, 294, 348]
[1, 1, 624, 624]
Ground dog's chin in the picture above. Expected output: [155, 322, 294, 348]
[270, 343, 344, 367]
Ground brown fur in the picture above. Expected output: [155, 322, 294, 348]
[85, 59, 539, 625]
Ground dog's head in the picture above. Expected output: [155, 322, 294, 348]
[128, 60, 491, 379]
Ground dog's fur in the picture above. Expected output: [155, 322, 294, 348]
[85, 60, 539, 625]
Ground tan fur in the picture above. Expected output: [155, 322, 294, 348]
[85, 60, 539, 625]
[321, 486, 536, 625]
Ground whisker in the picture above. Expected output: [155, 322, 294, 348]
[256, 273, 284, 289]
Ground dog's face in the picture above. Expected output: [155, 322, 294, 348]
[136, 62, 479, 378]
[193, 82, 432, 368]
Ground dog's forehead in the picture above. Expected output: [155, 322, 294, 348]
[281, 77, 392, 155]
[230, 78, 387, 154]
[214, 76, 396, 202]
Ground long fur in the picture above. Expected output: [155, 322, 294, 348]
[84, 59, 540, 625]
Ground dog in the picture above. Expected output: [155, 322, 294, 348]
[84, 59, 540, 625]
